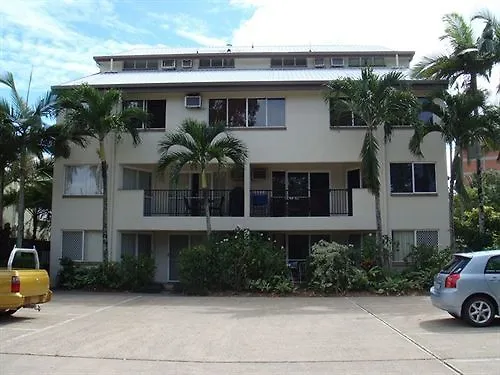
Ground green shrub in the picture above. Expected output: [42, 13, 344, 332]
[179, 244, 213, 295]
[308, 240, 362, 294]
[57, 255, 156, 291]
[248, 275, 294, 294]
[178, 228, 290, 294]
[402, 245, 452, 290]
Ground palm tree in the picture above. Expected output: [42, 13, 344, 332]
[0, 113, 18, 229]
[325, 67, 420, 265]
[409, 90, 498, 251]
[157, 119, 248, 237]
[57, 84, 148, 262]
[0, 72, 86, 246]
[411, 12, 500, 235]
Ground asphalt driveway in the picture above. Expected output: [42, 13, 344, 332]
[0, 292, 498, 374]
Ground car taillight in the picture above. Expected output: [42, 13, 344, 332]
[11, 276, 20, 293]
[445, 273, 460, 288]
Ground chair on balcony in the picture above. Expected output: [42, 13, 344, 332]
[251, 192, 269, 216]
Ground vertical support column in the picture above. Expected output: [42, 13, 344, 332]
[244, 162, 251, 217]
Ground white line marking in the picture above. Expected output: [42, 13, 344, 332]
[0, 328, 37, 331]
[3, 296, 142, 344]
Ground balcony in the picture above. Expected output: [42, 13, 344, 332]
[249, 189, 352, 217]
[143, 188, 352, 217]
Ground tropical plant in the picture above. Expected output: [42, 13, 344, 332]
[411, 12, 500, 235]
[409, 90, 498, 250]
[0, 72, 86, 246]
[0, 113, 18, 228]
[325, 67, 420, 266]
[157, 119, 248, 237]
[57, 84, 148, 262]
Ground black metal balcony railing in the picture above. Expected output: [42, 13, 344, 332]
[143, 188, 353, 217]
[250, 189, 352, 217]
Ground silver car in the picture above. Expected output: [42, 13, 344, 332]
[430, 249, 500, 327]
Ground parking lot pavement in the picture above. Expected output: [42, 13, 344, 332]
[0, 292, 498, 375]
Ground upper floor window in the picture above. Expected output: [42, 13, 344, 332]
[390, 163, 436, 194]
[122, 168, 152, 190]
[330, 57, 345, 68]
[329, 100, 366, 127]
[123, 59, 159, 71]
[123, 100, 166, 129]
[418, 97, 434, 124]
[209, 98, 286, 128]
[271, 56, 307, 68]
[199, 58, 234, 68]
[64, 165, 102, 196]
[347, 56, 386, 67]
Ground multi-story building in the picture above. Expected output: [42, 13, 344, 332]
[50, 45, 449, 285]
[462, 149, 499, 183]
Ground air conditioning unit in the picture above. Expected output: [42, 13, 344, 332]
[251, 168, 267, 180]
[182, 59, 193, 68]
[185, 95, 202, 108]
[161, 59, 176, 70]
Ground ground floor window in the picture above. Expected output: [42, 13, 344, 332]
[392, 230, 438, 262]
[169, 234, 205, 281]
[62, 230, 102, 262]
[271, 233, 331, 262]
[121, 232, 152, 258]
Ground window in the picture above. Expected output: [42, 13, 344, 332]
[418, 97, 433, 124]
[348, 57, 361, 67]
[485, 256, 500, 274]
[123, 100, 166, 129]
[270, 56, 307, 68]
[330, 57, 344, 67]
[62, 230, 102, 262]
[64, 165, 102, 196]
[347, 56, 386, 67]
[209, 98, 286, 127]
[169, 234, 204, 281]
[122, 59, 158, 71]
[121, 233, 152, 258]
[392, 230, 439, 262]
[198, 58, 234, 68]
[329, 100, 366, 127]
[122, 168, 152, 190]
[314, 57, 325, 67]
[390, 163, 436, 193]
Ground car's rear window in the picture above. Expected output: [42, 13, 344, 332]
[440, 255, 471, 274]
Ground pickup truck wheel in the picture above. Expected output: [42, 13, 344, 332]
[0, 309, 19, 317]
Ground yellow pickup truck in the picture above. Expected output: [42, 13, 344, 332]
[0, 247, 52, 316]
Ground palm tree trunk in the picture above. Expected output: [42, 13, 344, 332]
[470, 74, 486, 235]
[99, 141, 108, 263]
[16, 151, 26, 247]
[32, 208, 38, 240]
[201, 170, 211, 238]
[448, 145, 456, 252]
[0, 167, 4, 228]
[374, 192, 384, 267]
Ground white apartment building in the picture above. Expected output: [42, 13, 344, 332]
[50, 45, 449, 285]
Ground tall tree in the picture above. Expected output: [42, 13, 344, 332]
[57, 84, 147, 262]
[411, 12, 500, 235]
[325, 67, 420, 266]
[0, 110, 18, 229]
[0, 72, 85, 246]
[157, 119, 248, 237]
[409, 90, 498, 251]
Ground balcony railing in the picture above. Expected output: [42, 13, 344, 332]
[250, 189, 352, 217]
[143, 189, 352, 217]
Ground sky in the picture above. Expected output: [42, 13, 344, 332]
[1, 0, 500, 104]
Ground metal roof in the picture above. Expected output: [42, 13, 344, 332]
[55, 68, 421, 89]
[94, 45, 414, 61]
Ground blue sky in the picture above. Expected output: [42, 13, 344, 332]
[1, 0, 499, 104]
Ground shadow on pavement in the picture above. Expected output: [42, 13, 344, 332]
[0, 315, 36, 326]
[419, 317, 500, 333]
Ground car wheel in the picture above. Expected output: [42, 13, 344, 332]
[463, 296, 496, 327]
[448, 312, 460, 319]
[0, 309, 18, 317]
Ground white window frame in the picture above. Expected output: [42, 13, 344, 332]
[64, 164, 103, 196]
[123, 59, 159, 70]
[122, 99, 166, 129]
[209, 97, 286, 128]
[122, 167, 152, 190]
[330, 57, 345, 67]
[121, 232, 153, 258]
[271, 56, 307, 68]
[199, 58, 234, 68]
[62, 230, 102, 262]
[392, 229, 439, 262]
[390, 162, 437, 194]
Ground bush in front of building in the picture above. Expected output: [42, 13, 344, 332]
[178, 227, 293, 295]
[57, 255, 156, 291]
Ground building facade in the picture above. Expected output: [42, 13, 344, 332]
[50, 45, 449, 285]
